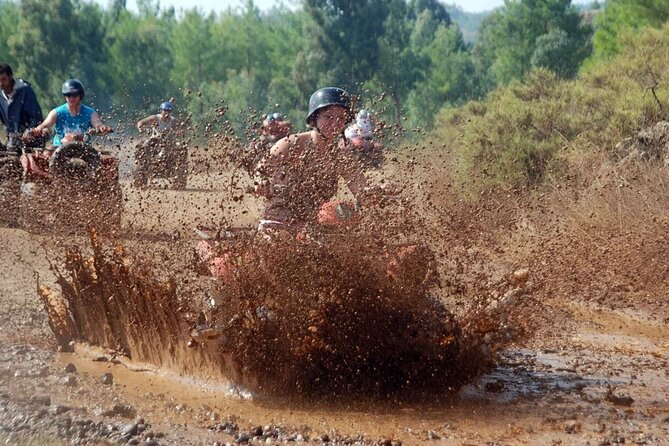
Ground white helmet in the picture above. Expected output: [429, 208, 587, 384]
[357, 109, 370, 121]
[356, 109, 373, 139]
[344, 125, 356, 140]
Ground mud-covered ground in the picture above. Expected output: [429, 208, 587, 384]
[2, 142, 669, 445]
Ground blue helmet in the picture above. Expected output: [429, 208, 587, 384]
[160, 101, 174, 112]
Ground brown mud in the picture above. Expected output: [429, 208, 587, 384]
[2, 127, 669, 444]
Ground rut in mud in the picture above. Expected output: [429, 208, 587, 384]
[38, 224, 535, 398]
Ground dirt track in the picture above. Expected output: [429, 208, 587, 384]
[1, 150, 669, 444]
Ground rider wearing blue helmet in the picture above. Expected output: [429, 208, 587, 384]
[134, 99, 187, 189]
[137, 100, 175, 135]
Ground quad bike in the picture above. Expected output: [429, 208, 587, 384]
[133, 135, 188, 190]
[0, 133, 25, 227]
[19, 130, 122, 232]
[194, 199, 436, 287]
[191, 198, 437, 346]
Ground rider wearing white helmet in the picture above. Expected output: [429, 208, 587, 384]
[345, 109, 374, 141]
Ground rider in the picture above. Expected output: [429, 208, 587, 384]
[261, 112, 292, 144]
[344, 109, 383, 168]
[254, 87, 383, 232]
[31, 79, 111, 147]
[344, 109, 374, 141]
[0, 63, 44, 152]
[136, 101, 175, 137]
[134, 100, 188, 188]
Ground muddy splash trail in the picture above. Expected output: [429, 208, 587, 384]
[1, 124, 669, 444]
[39, 225, 530, 399]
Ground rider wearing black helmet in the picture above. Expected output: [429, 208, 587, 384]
[31, 79, 111, 146]
[254, 87, 384, 231]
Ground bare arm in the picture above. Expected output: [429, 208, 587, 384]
[253, 135, 294, 197]
[90, 111, 111, 133]
[34, 109, 58, 133]
[136, 115, 158, 131]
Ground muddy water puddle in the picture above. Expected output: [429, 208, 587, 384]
[57, 303, 669, 444]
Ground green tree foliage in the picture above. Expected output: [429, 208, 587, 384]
[531, 29, 590, 78]
[474, 0, 592, 88]
[593, 0, 669, 58]
[9, 0, 110, 105]
[408, 22, 475, 129]
[107, 10, 174, 111]
[302, 0, 390, 88]
[0, 0, 599, 138]
[434, 23, 669, 190]
[444, 4, 491, 43]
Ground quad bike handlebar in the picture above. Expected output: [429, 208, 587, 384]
[25, 126, 113, 141]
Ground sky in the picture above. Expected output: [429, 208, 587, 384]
[123, 0, 595, 14]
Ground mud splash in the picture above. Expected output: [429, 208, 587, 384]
[38, 226, 534, 399]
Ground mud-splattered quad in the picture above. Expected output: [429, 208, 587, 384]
[20, 142, 122, 232]
[133, 136, 188, 190]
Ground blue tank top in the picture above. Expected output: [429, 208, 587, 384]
[53, 104, 95, 146]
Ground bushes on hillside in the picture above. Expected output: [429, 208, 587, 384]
[433, 24, 669, 191]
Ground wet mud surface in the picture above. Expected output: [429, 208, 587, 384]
[2, 150, 669, 444]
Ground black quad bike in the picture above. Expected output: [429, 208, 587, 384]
[133, 135, 188, 190]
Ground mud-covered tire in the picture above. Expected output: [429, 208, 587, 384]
[50, 142, 101, 178]
[173, 157, 188, 190]
[0, 154, 22, 227]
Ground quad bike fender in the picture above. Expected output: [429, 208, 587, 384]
[20, 152, 51, 180]
[195, 240, 235, 281]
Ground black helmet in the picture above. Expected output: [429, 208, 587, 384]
[306, 87, 352, 126]
[62, 79, 84, 97]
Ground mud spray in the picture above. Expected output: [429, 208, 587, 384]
[34, 108, 538, 400]
[37, 220, 535, 399]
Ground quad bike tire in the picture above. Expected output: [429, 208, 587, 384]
[50, 142, 101, 178]
[20, 143, 122, 234]
[0, 152, 23, 227]
[134, 138, 188, 190]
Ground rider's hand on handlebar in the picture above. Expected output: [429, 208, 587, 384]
[23, 127, 48, 141]
[91, 125, 112, 135]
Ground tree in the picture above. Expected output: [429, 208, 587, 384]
[593, 0, 669, 58]
[171, 9, 217, 88]
[0, 1, 19, 70]
[473, 0, 592, 89]
[408, 24, 475, 129]
[302, 0, 391, 89]
[107, 11, 174, 112]
[531, 29, 590, 78]
[371, 0, 420, 125]
[9, 0, 110, 106]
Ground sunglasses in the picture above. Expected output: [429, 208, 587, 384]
[64, 93, 80, 98]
